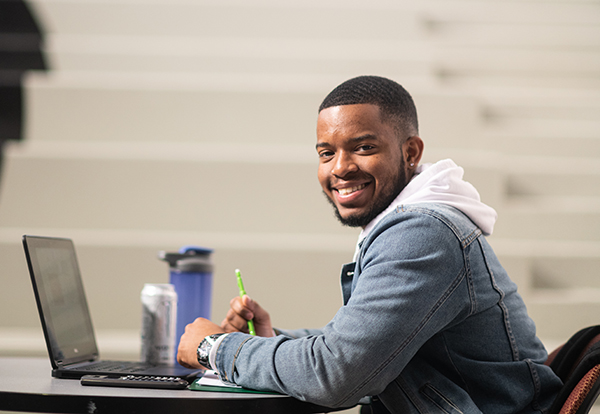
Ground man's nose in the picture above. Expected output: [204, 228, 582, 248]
[331, 151, 358, 178]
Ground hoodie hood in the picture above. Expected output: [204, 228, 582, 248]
[354, 159, 497, 260]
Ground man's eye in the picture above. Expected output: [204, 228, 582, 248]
[319, 151, 334, 158]
[357, 145, 374, 152]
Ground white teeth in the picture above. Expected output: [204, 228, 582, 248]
[337, 184, 366, 196]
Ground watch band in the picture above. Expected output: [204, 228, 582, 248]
[197, 333, 225, 369]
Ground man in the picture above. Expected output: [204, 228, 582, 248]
[178, 76, 562, 413]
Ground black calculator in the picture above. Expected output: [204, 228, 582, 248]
[81, 374, 189, 390]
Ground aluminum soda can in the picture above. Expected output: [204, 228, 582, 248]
[140, 283, 177, 365]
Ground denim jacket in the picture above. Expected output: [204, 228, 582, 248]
[213, 203, 562, 413]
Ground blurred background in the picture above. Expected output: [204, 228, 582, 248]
[0, 0, 599, 412]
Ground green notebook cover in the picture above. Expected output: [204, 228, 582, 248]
[189, 378, 280, 394]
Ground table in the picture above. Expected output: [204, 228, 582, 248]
[0, 357, 338, 413]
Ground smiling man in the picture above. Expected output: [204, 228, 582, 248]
[177, 76, 562, 413]
[316, 103, 417, 228]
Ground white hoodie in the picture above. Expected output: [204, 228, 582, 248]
[354, 159, 498, 261]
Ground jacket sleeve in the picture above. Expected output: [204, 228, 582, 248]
[213, 209, 473, 408]
[274, 328, 324, 338]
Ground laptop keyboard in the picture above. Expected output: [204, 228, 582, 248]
[77, 360, 150, 373]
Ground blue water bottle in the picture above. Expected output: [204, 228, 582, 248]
[158, 246, 214, 356]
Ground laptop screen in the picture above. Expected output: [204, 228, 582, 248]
[23, 236, 98, 366]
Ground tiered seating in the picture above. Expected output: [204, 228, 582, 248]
[420, 1, 600, 345]
[0, 1, 598, 366]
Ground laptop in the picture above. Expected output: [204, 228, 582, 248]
[22, 235, 201, 380]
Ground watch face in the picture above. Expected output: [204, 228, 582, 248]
[197, 340, 211, 367]
[197, 334, 224, 369]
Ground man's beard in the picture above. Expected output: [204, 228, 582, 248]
[325, 166, 408, 228]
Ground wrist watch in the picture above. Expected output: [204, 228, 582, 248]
[197, 333, 225, 369]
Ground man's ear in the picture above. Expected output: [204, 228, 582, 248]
[404, 136, 424, 169]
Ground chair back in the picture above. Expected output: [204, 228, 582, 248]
[546, 325, 600, 414]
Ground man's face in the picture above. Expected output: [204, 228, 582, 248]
[316, 104, 409, 228]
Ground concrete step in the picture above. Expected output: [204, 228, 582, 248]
[490, 238, 600, 298]
[423, 0, 600, 25]
[0, 142, 503, 235]
[482, 97, 600, 143]
[480, 87, 600, 120]
[44, 34, 435, 78]
[479, 88, 600, 144]
[0, 142, 344, 235]
[506, 157, 600, 197]
[438, 71, 600, 91]
[487, 117, 600, 141]
[29, 0, 600, 38]
[493, 209, 600, 242]
[4, 142, 599, 240]
[531, 255, 600, 291]
[527, 288, 600, 340]
[23, 71, 478, 148]
[425, 0, 600, 87]
[427, 21, 600, 48]
[433, 45, 600, 90]
[484, 132, 600, 159]
[30, 0, 422, 39]
[24, 71, 329, 145]
[484, 116, 600, 155]
[437, 47, 600, 79]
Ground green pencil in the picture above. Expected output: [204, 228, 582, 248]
[235, 269, 256, 336]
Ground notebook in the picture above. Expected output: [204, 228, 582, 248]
[22, 235, 201, 380]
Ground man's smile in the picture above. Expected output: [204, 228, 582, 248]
[331, 181, 373, 208]
[336, 183, 368, 197]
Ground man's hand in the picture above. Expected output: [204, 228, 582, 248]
[176, 318, 223, 369]
[221, 295, 275, 337]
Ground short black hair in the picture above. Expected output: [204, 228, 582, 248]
[319, 75, 418, 136]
